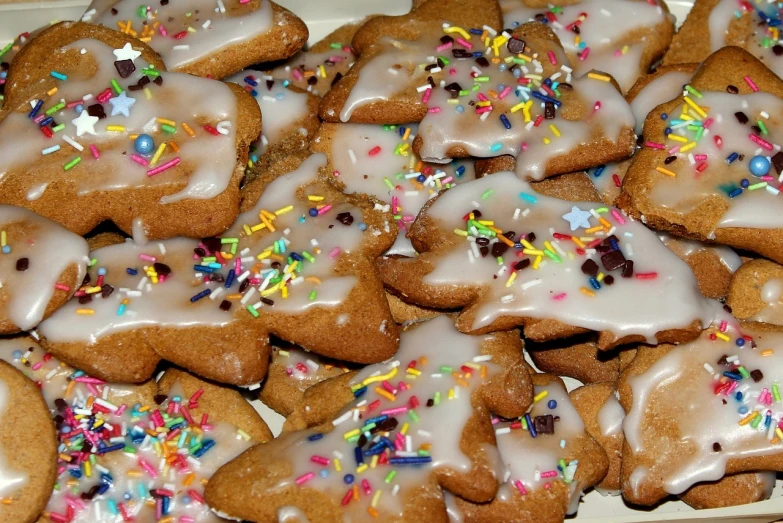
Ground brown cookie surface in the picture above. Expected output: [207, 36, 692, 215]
[727, 258, 783, 326]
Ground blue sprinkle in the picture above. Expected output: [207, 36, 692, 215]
[591, 165, 606, 178]
[417, 174, 427, 183]
[740, 178, 750, 188]
[193, 264, 216, 273]
[388, 456, 433, 465]
[739, 406, 749, 415]
[469, 28, 483, 35]
[181, 496, 192, 505]
[728, 188, 743, 198]
[735, 391, 743, 401]
[28, 99, 43, 119]
[456, 165, 465, 177]
[456, 105, 464, 113]
[726, 152, 739, 164]
[664, 128, 672, 136]
[97, 268, 107, 276]
[354, 446, 364, 465]
[319, 469, 329, 478]
[193, 439, 215, 458]
[526, 413, 537, 438]
[39, 116, 54, 128]
[500, 114, 511, 130]
[353, 386, 366, 398]
[189, 289, 211, 302]
[472, 51, 483, 58]
[126, 268, 138, 275]
[1, 245, 10, 254]
[308, 433, 324, 441]
[225, 269, 235, 288]
[589, 277, 601, 290]
[358, 222, 367, 231]
[291, 252, 303, 262]
[12, 350, 21, 359]
[531, 91, 561, 107]
[723, 370, 742, 380]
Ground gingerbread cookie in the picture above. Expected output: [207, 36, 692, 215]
[377, 170, 719, 349]
[0, 336, 272, 522]
[618, 314, 783, 505]
[501, 0, 675, 93]
[81, 0, 308, 79]
[663, 0, 783, 79]
[0, 205, 90, 334]
[0, 359, 57, 523]
[206, 315, 532, 521]
[0, 22, 261, 241]
[35, 153, 400, 385]
[618, 47, 783, 264]
[452, 374, 608, 520]
[727, 258, 783, 326]
[528, 338, 635, 384]
[1, 31, 37, 109]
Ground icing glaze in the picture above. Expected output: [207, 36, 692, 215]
[502, 0, 669, 92]
[226, 71, 310, 156]
[0, 38, 239, 205]
[278, 505, 311, 522]
[646, 91, 783, 230]
[630, 71, 691, 134]
[597, 394, 625, 437]
[0, 337, 252, 522]
[272, 346, 349, 384]
[588, 161, 628, 205]
[329, 123, 475, 256]
[0, 374, 28, 500]
[414, 171, 719, 340]
[0, 205, 90, 331]
[624, 315, 783, 494]
[444, 492, 463, 523]
[494, 381, 586, 514]
[270, 315, 502, 520]
[752, 277, 783, 324]
[82, 0, 273, 72]
[269, 48, 355, 96]
[38, 154, 364, 344]
[658, 232, 742, 274]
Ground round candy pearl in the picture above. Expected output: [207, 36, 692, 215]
[308, 208, 318, 217]
[344, 474, 355, 485]
[1, 245, 10, 254]
[749, 155, 770, 177]
[134, 134, 155, 155]
[547, 400, 557, 409]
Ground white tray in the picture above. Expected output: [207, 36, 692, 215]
[1, 0, 782, 521]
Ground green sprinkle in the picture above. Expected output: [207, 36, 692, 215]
[247, 304, 259, 317]
[459, 89, 470, 97]
[63, 156, 82, 171]
[220, 237, 238, 244]
[384, 177, 394, 190]
[496, 256, 504, 265]
[137, 5, 147, 16]
[302, 252, 315, 263]
[123, 445, 137, 454]
[89, 258, 98, 267]
[360, 422, 377, 433]
[0, 42, 13, 60]
[758, 120, 768, 135]
[481, 188, 495, 199]
[408, 410, 420, 422]
[559, 458, 567, 471]
[230, 243, 237, 255]
[474, 75, 490, 82]
[393, 214, 403, 220]
[438, 56, 450, 66]
[433, 391, 441, 406]
[521, 417, 528, 430]
[111, 79, 123, 95]
[594, 207, 609, 213]
[748, 182, 767, 191]
[46, 102, 65, 116]
[685, 85, 703, 98]
[161, 124, 177, 134]
[417, 450, 431, 457]
[142, 67, 160, 77]
[751, 413, 763, 429]
[695, 127, 705, 141]
[309, 290, 317, 301]
[774, 383, 781, 402]
[385, 471, 397, 483]
[471, 84, 481, 92]
[544, 249, 561, 263]
[439, 366, 453, 373]
[738, 366, 750, 378]
[330, 42, 343, 49]
[52, 123, 65, 133]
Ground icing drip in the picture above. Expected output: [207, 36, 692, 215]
[597, 394, 625, 437]
[624, 316, 783, 494]
[0, 205, 90, 331]
[587, 161, 628, 205]
[269, 48, 355, 96]
[0, 376, 28, 499]
[630, 71, 692, 135]
[0, 39, 239, 205]
[752, 277, 783, 324]
[274, 347, 349, 384]
[657, 233, 742, 273]
[494, 381, 586, 514]
[0, 337, 251, 522]
[418, 171, 718, 341]
[329, 123, 475, 256]
[38, 154, 362, 344]
[502, 0, 668, 92]
[272, 315, 501, 520]
[82, 0, 273, 72]
[647, 91, 783, 230]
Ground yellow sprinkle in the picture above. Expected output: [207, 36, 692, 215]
[549, 124, 561, 137]
[157, 118, 176, 126]
[356, 464, 368, 474]
[580, 287, 596, 297]
[596, 272, 605, 282]
[76, 309, 95, 315]
[444, 26, 471, 39]
[370, 454, 379, 469]
[150, 142, 167, 166]
[598, 217, 612, 229]
[448, 388, 455, 400]
[587, 72, 611, 82]
[510, 101, 527, 113]
[371, 490, 382, 508]
[739, 411, 758, 426]
[106, 125, 125, 132]
[683, 96, 707, 118]
[761, 350, 774, 356]
[667, 134, 688, 143]
[143, 87, 152, 100]
[543, 137, 551, 145]
[505, 272, 517, 287]
[523, 249, 544, 256]
[334, 458, 342, 472]
[47, 87, 59, 97]
[585, 225, 604, 234]
[401, 423, 409, 435]
[182, 122, 195, 137]
[571, 236, 585, 248]
[533, 390, 549, 403]
[343, 429, 360, 440]
[308, 195, 324, 201]
[362, 367, 398, 386]
[656, 166, 677, 177]
[406, 367, 421, 376]
[375, 387, 396, 401]
[260, 213, 276, 233]
[532, 255, 542, 269]
[679, 142, 696, 153]
[281, 286, 288, 299]
[715, 332, 730, 342]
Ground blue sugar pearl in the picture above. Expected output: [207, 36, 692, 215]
[749, 155, 770, 177]
[739, 406, 749, 415]
[75, 104, 84, 114]
[664, 128, 672, 136]
[319, 469, 329, 478]
[417, 174, 426, 183]
[736, 338, 745, 347]
[134, 134, 155, 155]
[344, 474, 355, 485]
[97, 268, 107, 276]
[741, 178, 750, 188]
[660, 112, 668, 120]
[735, 391, 743, 401]
[547, 400, 557, 409]
[358, 222, 367, 231]
[308, 208, 318, 217]
[456, 105, 464, 113]
[181, 496, 192, 505]
[12, 350, 21, 359]
[1, 245, 10, 254]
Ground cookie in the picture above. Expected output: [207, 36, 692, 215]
[618, 46, 783, 263]
[386, 292, 445, 325]
[727, 258, 783, 326]
[0, 22, 261, 242]
[263, 18, 365, 96]
[663, 0, 783, 80]
[0, 336, 272, 522]
[205, 315, 532, 521]
[0, 31, 37, 110]
[0, 205, 90, 334]
[679, 471, 776, 509]
[501, 0, 675, 93]
[259, 346, 354, 417]
[81, 0, 308, 79]
[452, 374, 608, 520]
[35, 153, 400, 385]
[528, 337, 636, 384]
[0, 359, 57, 523]
[659, 232, 742, 300]
[377, 170, 719, 349]
[618, 314, 783, 505]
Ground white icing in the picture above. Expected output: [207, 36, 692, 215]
[624, 315, 783, 494]
[0, 39, 239, 205]
[415, 171, 719, 341]
[131, 217, 148, 246]
[0, 376, 28, 499]
[277, 505, 310, 522]
[83, 0, 273, 72]
[25, 183, 48, 201]
[269, 48, 355, 96]
[502, 0, 668, 92]
[658, 233, 743, 273]
[630, 71, 691, 134]
[38, 154, 361, 343]
[597, 394, 625, 437]
[444, 492, 463, 523]
[0, 205, 90, 331]
[752, 277, 783, 324]
[588, 161, 628, 205]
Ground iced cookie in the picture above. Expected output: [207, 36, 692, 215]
[259, 346, 354, 417]
[663, 0, 783, 80]
[452, 374, 608, 520]
[377, 170, 719, 349]
[35, 153, 400, 385]
[386, 292, 445, 325]
[0, 359, 57, 523]
[0, 205, 90, 334]
[659, 233, 742, 300]
[501, 0, 675, 93]
[0, 22, 261, 241]
[528, 338, 635, 385]
[81, 0, 308, 79]
[0, 336, 272, 522]
[727, 258, 783, 326]
[618, 47, 783, 264]
[205, 315, 532, 521]
[0, 31, 37, 109]
[618, 314, 783, 505]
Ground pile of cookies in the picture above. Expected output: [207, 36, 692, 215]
[1, 0, 783, 521]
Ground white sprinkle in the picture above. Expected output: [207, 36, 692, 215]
[173, 45, 190, 51]
[209, 287, 224, 300]
[63, 135, 84, 151]
[495, 427, 511, 436]
[703, 363, 715, 374]
[202, 20, 211, 29]
[473, 354, 492, 362]
[348, 149, 357, 164]
[332, 411, 351, 426]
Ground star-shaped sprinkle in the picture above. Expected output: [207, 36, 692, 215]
[71, 110, 99, 137]
[113, 43, 142, 63]
[108, 92, 136, 117]
[561, 206, 592, 231]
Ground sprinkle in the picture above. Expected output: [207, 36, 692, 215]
[587, 72, 611, 82]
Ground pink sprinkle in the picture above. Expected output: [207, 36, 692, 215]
[498, 86, 512, 99]
[333, 170, 340, 177]
[614, 49, 622, 57]
[593, 101, 601, 112]
[762, 175, 775, 181]
[548, 50, 557, 65]
[703, 117, 714, 129]
[32, 361, 43, 371]
[477, 93, 489, 102]
[749, 134, 773, 150]
[292, 69, 303, 81]
[541, 470, 558, 478]
[54, 283, 71, 291]
[694, 154, 707, 161]
[645, 141, 665, 150]
[310, 455, 330, 465]
[116, 404, 127, 415]
[442, 176, 454, 184]
[428, 107, 441, 113]
[74, 376, 106, 384]
[362, 479, 372, 495]
[328, 247, 341, 258]
[635, 272, 658, 280]
[317, 204, 332, 215]
[382, 380, 397, 394]
[131, 154, 149, 166]
[514, 480, 527, 495]
[449, 67, 456, 75]
[138, 458, 158, 478]
[296, 472, 315, 485]
[476, 106, 492, 114]
[668, 145, 681, 155]
[159, 25, 167, 37]
[456, 37, 472, 49]
[422, 87, 432, 104]
[579, 47, 590, 60]
[139, 254, 156, 262]
[744, 75, 759, 92]
[552, 293, 567, 301]
[381, 407, 408, 415]
[611, 209, 626, 224]
[66, 100, 85, 109]
[147, 157, 181, 176]
[719, 320, 728, 332]
[436, 42, 453, 52]
[90, 144, 100, 159]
